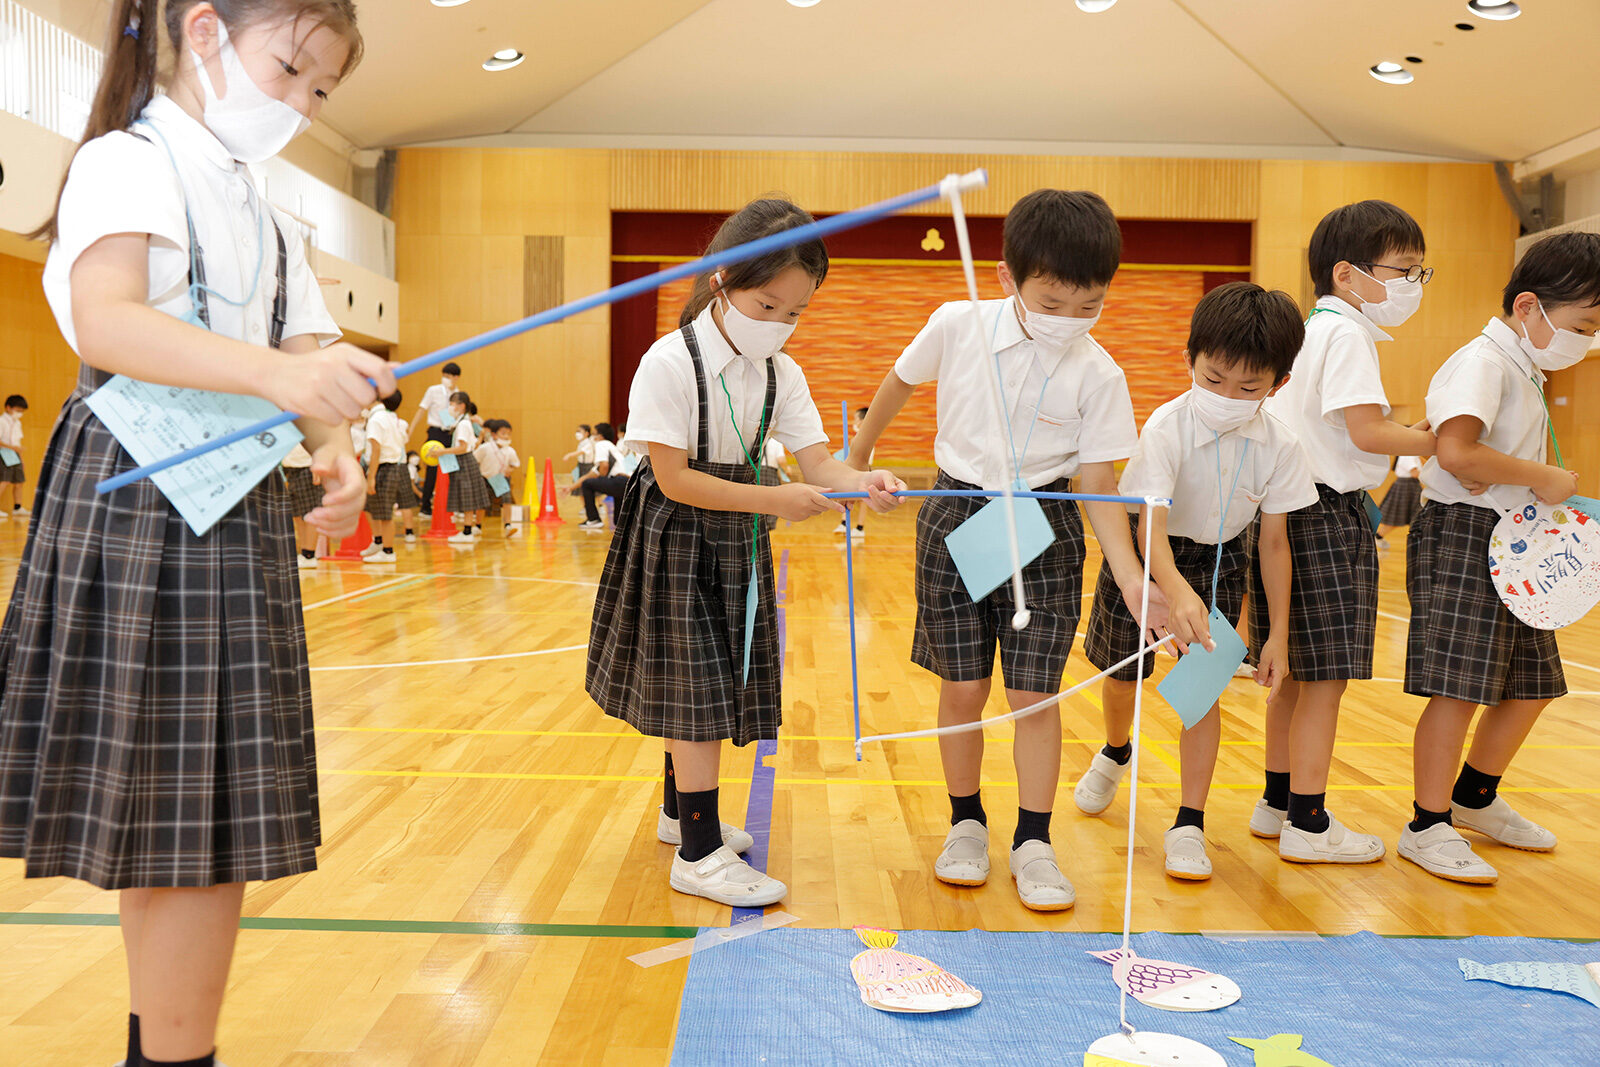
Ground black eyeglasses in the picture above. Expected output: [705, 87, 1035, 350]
[1355, 262, 1434, 285]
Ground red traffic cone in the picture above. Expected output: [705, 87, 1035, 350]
[424, 471, 456, 539]
[326, 511, 373, 559]
[536, 458, 564, 526]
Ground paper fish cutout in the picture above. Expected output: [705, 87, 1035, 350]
[1085, 1030, 1227, 1066]
[1088, 948, 1241, 1011]
[1229, 1034, 1337, 1067]
[849, 926, 981, 1013]
[1459, 957, 1600, 1009]
[1488, 500, 1600, 629]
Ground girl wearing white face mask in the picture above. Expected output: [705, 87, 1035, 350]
[588, 198, 906, 909]
[1400, 231, 1600, 887]
[9, 3, 377, 1065]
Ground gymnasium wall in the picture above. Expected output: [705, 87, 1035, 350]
[0, 253, 78, 479]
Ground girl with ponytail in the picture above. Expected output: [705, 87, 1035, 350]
[1, 4, 380, 1064]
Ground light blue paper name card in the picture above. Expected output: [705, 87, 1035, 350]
[0, 448, 19, 467]
[438, 451, 460, 474]
[487, 473, 511, 497]
[86, 376, 301, 537]
[943, 493, 1057, 603]
[1156, 607, 1248, 729]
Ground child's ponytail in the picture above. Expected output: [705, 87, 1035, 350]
[27, 0, 161, 243]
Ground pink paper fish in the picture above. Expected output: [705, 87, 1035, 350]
[1089, 948, 1241, 1011]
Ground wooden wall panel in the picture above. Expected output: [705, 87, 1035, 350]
[0, 253, 81, 482]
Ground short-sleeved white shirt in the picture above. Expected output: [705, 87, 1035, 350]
[475, 439, 503, 477]
[0, 412, 21, 449]
[1420, 318, 1551, 513]
[43, 95, 338, 355]
[1394, 455, 1422, 479]
[1120, 392, 1319, 544]
[418, 382, 452, 429]
[762, 438, 787, 466]
[495, 441, 520, 472]
[576, 437, 596, 464]
[894, 297, 1138, 490]
[451, 418, 477, 452]
[365, 407, 407, 465]
[626, 304, 828, 464]
[1261, 295, 1393, 493]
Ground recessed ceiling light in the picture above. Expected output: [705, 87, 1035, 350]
[786, 0, 822, 7]
[1369, 62, 1415, 85]
[430, 0, 471, 6]
[1075, 0, 1118, 10]
[1467, 0, 1521, 19]
[483, 49, 524, 71]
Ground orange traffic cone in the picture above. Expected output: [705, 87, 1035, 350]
[326, 511, 373, 559]
[424, 471, 455, 539]
[536, 458, 564, 526]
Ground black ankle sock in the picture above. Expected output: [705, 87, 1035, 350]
[1173, 806, 1205, 831]
[675, 787, 722, 863]
[1452, 763, 1502, 810]
[662, 753, 678, 820]
[1101, 741, 1132, 765]
[372, 535, 384, 546]
[949, 791, 986, 827]
[299, 548, 315, 560]
[141, 1054, 214, 1067]
[126, 1013, 141, 1067]
[1263, 770, 1291, 811]
[405, 528, 415, 536]
[1013, 807, 1052, 849]
[1409, 803, 1453, 832]
[1287, 791, 1330, 834]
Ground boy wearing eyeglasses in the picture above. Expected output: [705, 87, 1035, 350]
[1246, 200, 1438, 865]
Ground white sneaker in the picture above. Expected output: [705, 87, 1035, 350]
[366, 548, 397, 565]
[0, 512, 9, 521]
[447, 531, 476, 545]
[1398, 823, 1498, 884]
[578, 519, 605, 530]
[505, 525, 521, 539]
[1278, 813, 1385, 864]
[359, 542, 384, 558]
[656, 806, 754, 854]
[1248, 798, 1288, 838]
[1164, 825, 1212, 881]
[669, 845, 786, 906]
[1073, 752, 1129, 816]
[12, 504, 28, 515]
[835, 519, 848, 535]
[934, 820, 990, 886]
[850, 526, 865, 541]
[1452, 796, 1557, 852]
[404, 531, 417, 544]
[296, 554, 317, 571]
[1009, 839, 1075, 911]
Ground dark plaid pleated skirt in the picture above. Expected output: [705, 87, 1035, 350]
[446, 453, 491, 512]
[1379, 476, 1422, 527]
[1086, 514, 1248, 682]
[0, 459, 22, 484]
[0, 377, 319, 889]
[283, 464, 320, 517]
[586, 459, 780, 747]
[1404, 501, 1565, 706]
[366, 460, 420, 519]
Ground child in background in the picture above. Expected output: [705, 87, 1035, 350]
[587, 198, 904, 907]
[0, 395, 28, 518]
[763, 436, 794, 482]
[1249, 200, 1438, 864]
[283, 443, 321, 569]
[406, 449, 424, 497]
[1376, 455, 1422, 541]
[1398, 231, 1600, 884]
[836, 405, 869, 539]
[442, 390, 490, 544]
[474, 418, 521, 537]
[564, 423, 596, 490]
[1074, 283, 1316, 880]
[363, 390, 419, 560]
[848, 189, 1172, 911]
[409, 360, 460, 517]
[575, 423, 625, 530]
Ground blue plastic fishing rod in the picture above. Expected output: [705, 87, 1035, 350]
[823, 489, 1166, 505]
[840, 402, 864, 762]
[97, 169, 990, 494]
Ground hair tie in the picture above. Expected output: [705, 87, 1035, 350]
[123, 25, 139, 38]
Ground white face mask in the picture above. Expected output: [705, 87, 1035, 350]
[1189, 377, 1263, 433]
[1350, 266, 1423, 328]
[1014, 293, 1098, 355]
[190, 21, 311, 164]
[1520, 303, 1592, 372]
[714, 275, 795, 360]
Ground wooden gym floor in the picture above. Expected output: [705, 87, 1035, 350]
[1, 490, 1597, 1065]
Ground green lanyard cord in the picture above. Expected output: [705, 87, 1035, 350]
[717, 370, 771, 577]
[1529, 376, 1565, 470]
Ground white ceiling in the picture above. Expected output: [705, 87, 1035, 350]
[23, 0, 1600, 166]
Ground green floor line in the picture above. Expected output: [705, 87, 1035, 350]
[0, 912, 695, 939]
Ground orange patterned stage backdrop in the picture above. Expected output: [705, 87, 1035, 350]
[654, 265, 1204, 466]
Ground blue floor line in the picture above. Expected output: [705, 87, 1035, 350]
[731, 547, 787, 925]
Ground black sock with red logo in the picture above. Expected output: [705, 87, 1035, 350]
[676, 788, 722, 862]
[1287, 791, 1330, 834]
[1451, 763, 1501, 810]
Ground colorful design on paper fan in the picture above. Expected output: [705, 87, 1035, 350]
[848, 926, 981, 1013]
[1088, 948, 1241, 1011]
[1488, 501, 1600, 630]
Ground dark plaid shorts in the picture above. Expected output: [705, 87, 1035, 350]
[1086, 514, 1248, 682]
[0, 459, 22, 484]
[366, 461, 420, 520]
[283, 465, 320, 517]
[911, 471, 1085, 694]
[1405, 500, 1565, 705]
[1248, 483, 1377, 681]
[446, 453, 491, 512]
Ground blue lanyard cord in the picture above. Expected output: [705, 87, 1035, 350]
[991, 301, 1052, 486]
[1209, 430, 1249, 610]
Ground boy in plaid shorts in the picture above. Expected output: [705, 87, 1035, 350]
[1074, 283, 1316, 881]
[849, 190, 1172, 911]
[1398, 232, 1600, 884]
[1249, 200, 1439, 864]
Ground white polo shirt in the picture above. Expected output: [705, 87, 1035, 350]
[419, 382, 452, 430]
[626, 304, 828, 465]
[1394, 455, 1422, 479]
[1420, 318, 1551, 513]
[1120, 391, 1318, 544]
[43, 95, 338, 355]
[365, 407, 407, 465]
[1261, 295, 1393, 494]
[895, 297, 1138, 490]
[0, 412, 21, 450]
